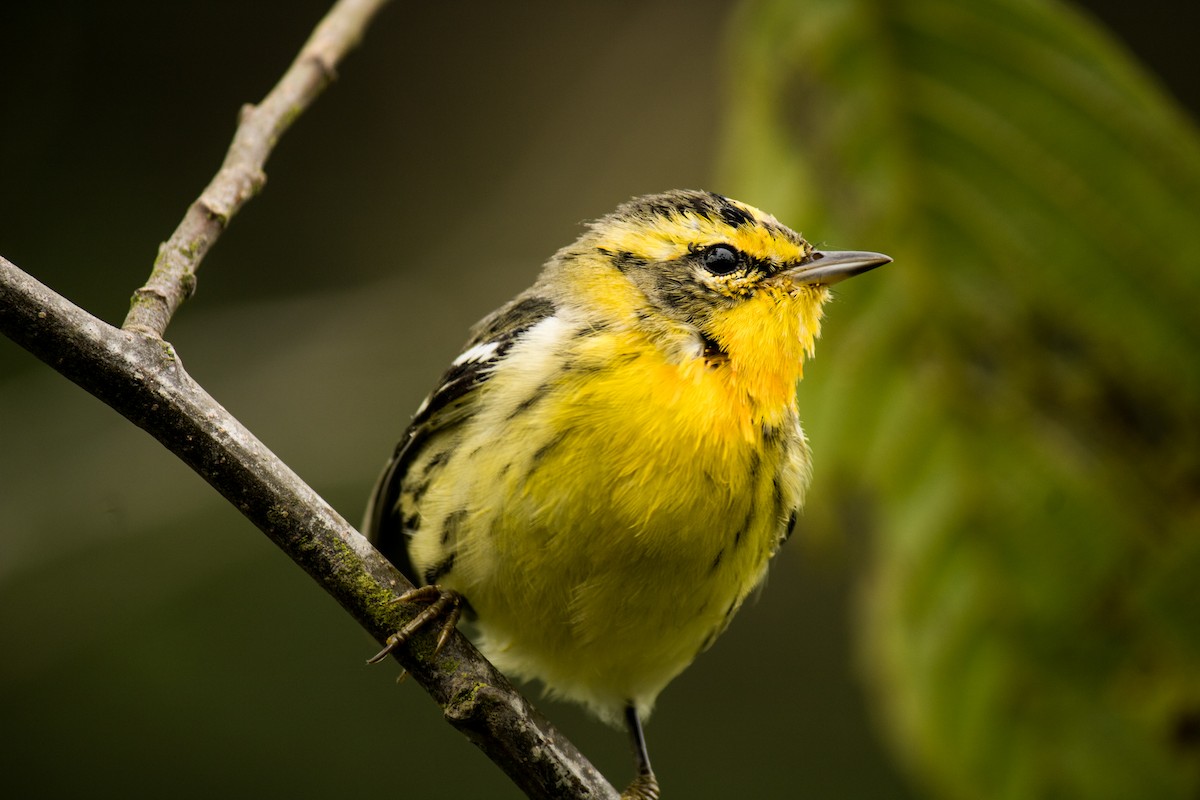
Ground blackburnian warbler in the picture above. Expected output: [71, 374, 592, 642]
[364, 190, 889, 798]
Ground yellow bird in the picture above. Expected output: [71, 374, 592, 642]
[364, 190, 889, 798]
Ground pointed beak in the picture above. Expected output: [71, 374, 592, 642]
[786, 250, 892, 286]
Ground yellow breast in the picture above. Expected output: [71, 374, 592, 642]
[409, 316, 811, 720]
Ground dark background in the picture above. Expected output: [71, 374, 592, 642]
[2, 1, 1196, 797]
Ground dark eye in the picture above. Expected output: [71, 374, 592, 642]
[702, 244, 740, 275]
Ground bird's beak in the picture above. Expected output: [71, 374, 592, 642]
[786, 250, 892, 286]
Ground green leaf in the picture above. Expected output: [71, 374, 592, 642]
[723, 0, 1200, 797]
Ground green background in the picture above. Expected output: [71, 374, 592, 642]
[2, 1, 1196, 798]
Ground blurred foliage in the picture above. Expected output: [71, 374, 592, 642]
[723, 0, 1200, 798]
[1, 2, 916, 797]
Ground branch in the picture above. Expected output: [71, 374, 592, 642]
[123, 0, 389, 338]
[0, 259, 618, 798]
[1, 0, 619, 795]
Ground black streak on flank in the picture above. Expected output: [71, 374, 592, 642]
[761, 423, 780, 445]
[533, 430, 569, 464]
[573, 320, 611, 337]
[564, 359, 605, 375]
[403, 512, 421, 533]
[508, 382, 551, 420]
[783, 509, 798, 544]
[698, 595, 741, 656]
[722, 597, 738, 623]
[710, 547, 725, 572]
[747, 450, 762, 487]
[409, 479, 431, 504]
[733, 504, 755, 550]
[441, 508, 467, 546]
[424, 553, 456, 586]
[425, 450, 450, 474]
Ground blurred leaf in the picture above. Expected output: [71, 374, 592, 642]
[723, 0, 1200, 798]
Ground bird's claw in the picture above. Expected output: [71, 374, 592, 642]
[620, 770, 660, 800]
[367, 585, 462, 665]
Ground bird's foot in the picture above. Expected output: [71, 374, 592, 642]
[620, 769, 660, 800]
[366, 585, 462, 665]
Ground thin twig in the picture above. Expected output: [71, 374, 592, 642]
[0, 256, 618, 800]
[122, 0, 391, 338]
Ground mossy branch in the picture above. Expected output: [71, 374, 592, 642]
[0, 0, 618, 796]
[0, 257, 616, 799]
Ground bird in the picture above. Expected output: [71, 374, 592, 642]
[363, 189, 889, 798]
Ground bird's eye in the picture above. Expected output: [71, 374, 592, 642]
[702, 245, 740, 275]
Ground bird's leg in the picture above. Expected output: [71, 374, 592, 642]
[620, 703, 661, 800]
[366, 585, 462, 665]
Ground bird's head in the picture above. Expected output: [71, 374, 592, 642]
[547, 190, 889, 386]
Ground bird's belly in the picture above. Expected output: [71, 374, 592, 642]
[414, 359, 796, 718]
[459, 481, 777, 720]
[403, 338, 806, 719]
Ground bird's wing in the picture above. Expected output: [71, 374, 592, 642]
[362, 294, 557, 582]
